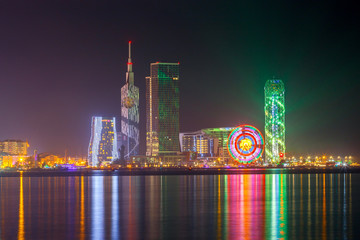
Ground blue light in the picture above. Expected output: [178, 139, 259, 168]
[91, 176, 104, 240]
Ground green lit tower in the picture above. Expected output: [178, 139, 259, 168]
[264, 79, 285, 163]
[146, 62, 180, 156]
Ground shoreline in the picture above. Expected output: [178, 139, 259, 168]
[0, 167, 359, 177]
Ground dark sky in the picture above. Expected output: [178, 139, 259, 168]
[1, 0, 359, 157]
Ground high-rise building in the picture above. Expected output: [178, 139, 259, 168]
[0, 140, 29, 155]
[120, 41, 139, 159]
[88, 117, 118, 166]
[264, 79, 285, 163]
[146, 62, 180, 156]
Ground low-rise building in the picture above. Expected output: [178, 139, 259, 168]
[179, 131, 217, 158]
[179, 127, 235, 161]
[38, 153, 65, 167]
[2, 155, 30, 168]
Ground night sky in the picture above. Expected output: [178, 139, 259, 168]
[1, 0, 359, 157]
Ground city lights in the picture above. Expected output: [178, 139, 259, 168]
[146, 62, 180, 157]
[88, 117, 118, 167]
[0, 45, 356, 171]
[0, 3, 357, 240]
[120, 41, 140, 159]
[227, 125, 264, 163]
[264, 79, 285, 163]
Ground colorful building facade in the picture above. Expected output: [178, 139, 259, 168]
[264, 79, 285, 163]
[120, 41, 139, 159]
[146, 62, 180, 156]
[179, 131, 217, 158]
[202, 127, 235, 159]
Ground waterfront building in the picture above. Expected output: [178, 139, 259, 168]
[37, 153, 64, 167]
[120, 41, 140, 159]
[178, 127, 236, 161]
[88, 117, 118, 166]
[130, 153, 189, 167]
[146, 62, 180, 156]
[264, 79, 285, 163]
[179, 131, 217, 158]
[1, 156, 30, 167]
[0, 140, 29, 155]
[202, 127, 235, 158]
[0, 152, 6, 166]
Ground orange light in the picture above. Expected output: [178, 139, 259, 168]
[239, 138, 252, 151]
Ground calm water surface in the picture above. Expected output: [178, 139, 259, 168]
[0, 173, 358, 239]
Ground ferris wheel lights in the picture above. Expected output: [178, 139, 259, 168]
[227, 125, 264, 164]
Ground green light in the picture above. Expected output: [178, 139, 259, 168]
[264, 79, 285, 163]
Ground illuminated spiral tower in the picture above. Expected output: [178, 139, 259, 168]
[264, 79, 285, 163]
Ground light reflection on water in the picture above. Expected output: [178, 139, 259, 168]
[91, 176, 104, 240]
[0, 173, 356, 239]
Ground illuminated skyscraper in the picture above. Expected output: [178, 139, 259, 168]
[120, 41, 139, 159]
[264, 79, 285, 163]
[88, 117, 118, 166]
[146, 62, 180, 156]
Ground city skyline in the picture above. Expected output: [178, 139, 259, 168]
[0, 1, 359, 157]
[1, 2, 359, 240]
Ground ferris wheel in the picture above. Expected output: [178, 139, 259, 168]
[227, 125, 265, 163]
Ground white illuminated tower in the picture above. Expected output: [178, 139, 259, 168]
[121, 41, 140, 159]
[88, 117, 118, 166]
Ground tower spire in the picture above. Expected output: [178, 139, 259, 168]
[121, 40, 139, 160]
[128, 41, 132, 63]
[126, 41, 134, 84]
[127, 41, 133, 76]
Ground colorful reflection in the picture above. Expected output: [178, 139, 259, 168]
[226, 174, 265, 238]
[0, 173, 356, 239]
[265, 174, 288, 239]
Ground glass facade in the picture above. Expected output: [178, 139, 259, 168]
[146, 62, 180, 156]
[264, 79, 285, 163]
[88, 117, 118, 166]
